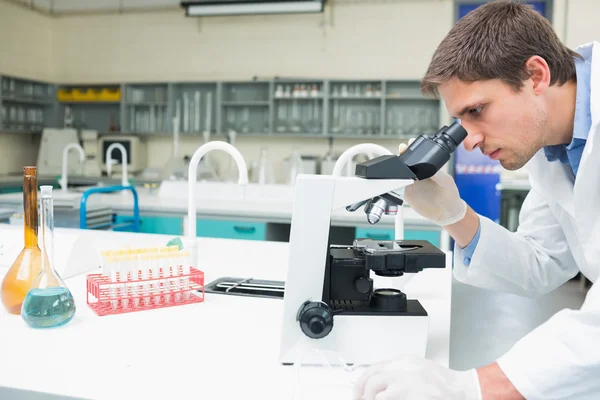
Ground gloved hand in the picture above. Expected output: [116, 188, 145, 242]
[353, 354, 482, 400]
[398, 139, 467, 226]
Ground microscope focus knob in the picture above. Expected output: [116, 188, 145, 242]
[354, 277, 372, 294]
[298, 301, 334, 339]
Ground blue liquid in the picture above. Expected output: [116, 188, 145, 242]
[21, 287, 76, 328]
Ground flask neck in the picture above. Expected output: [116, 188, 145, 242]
[23, 174, 38, 248]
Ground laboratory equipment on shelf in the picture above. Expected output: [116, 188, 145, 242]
[105, 142, 130, 187]
[250, 147, 275, 185]
[86, 245, 204, 316]
[1, 167, 42, 315]
[59, 143, 86, 192]
[279, 122, 467, 366]
[285, 149, 304, 185]
[81, 130, 102, 177]
[159, 116, 186, 181]
[184, 141, 248, 269]
[36, 128, 80, 176]
[22, 186, 76, 328]
[99, 136, 146, 174]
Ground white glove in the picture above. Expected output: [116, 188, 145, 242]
[353, 354, 482, 400]
[399, 140, 467, 226]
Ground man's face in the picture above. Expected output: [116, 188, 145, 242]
[438, 78, 547, 170]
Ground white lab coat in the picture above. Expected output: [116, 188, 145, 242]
[453, 41, 600, 400]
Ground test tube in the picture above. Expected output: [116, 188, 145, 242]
[109, 251, 120, 309]
[130, 250, 140, 307]
[160, 248, 172, 303]
[119, 251, 130, 308]
[170, 248, 181, 302]
[149, 248, 161, 305]
[101, 251, 111, 276]
[106, 256, 118, 310]
[139, 248, 151, 306]
[182, 250, 191, 300]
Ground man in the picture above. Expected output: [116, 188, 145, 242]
[354, 1, 600, 399]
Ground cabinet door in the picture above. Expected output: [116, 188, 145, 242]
[115, 214, 183, 235]
[196, 219, 266, 241]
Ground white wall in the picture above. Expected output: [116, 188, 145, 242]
[0, 1, 52, 174]
[565, 0, 600, 48]
[0, 1, 54, 82]
[52, 0, 454, 83]
[0, 133, 40, 175]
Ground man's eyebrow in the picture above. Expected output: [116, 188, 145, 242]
[454, 102, 483, 119]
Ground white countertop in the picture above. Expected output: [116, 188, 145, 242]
[0, 225, 452, 400]
[0, 182, 437, 229]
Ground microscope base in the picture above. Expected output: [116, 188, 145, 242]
[279, 304, 429, 366]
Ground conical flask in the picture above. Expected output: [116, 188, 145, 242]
[1, 166, 42, 314]
[21, 186, 75, 328]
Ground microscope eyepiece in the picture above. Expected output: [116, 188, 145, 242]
[433, 122, 468, 153]
[354, 121, 468, 181]
[443, 121, 468, 146]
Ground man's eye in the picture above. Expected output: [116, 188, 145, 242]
[469, 106, 483, 115]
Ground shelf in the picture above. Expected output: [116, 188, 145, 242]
[386, 96, 436, 101]
[271, 132, 327, 138]
[125, 102, 168, 106]
[329, 96, 381, 100]
[60, 101, 121, 105]
[2, 96, 53, 106]
[222, 101, 270, 106]
[274, 96, 323, 100]
[0, 128, 43, 134]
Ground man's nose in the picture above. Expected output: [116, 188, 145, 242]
[462, 130, 483, 152]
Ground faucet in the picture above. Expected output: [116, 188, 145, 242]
[59, 143, 86, 192]
[106, 143, 129, 187]
[184, 141, 249, 268]
[332, 143, 405, 241]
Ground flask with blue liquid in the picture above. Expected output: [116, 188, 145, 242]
[21, 185, 75, 328]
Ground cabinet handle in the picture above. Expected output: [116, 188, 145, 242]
[365, 233, 391, 240]
[233, 225, 256, 234]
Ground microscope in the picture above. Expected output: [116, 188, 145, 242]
[279, 122, 467, 365]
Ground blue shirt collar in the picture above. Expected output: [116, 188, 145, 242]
[543, 45, 593, 163]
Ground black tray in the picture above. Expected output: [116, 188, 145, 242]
[204, 277, 285, 299]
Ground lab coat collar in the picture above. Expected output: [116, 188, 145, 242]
[526, 41, 600, 220]
[573, 41, 600, 233]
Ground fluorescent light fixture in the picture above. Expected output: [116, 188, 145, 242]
[182, 1, 325, 16]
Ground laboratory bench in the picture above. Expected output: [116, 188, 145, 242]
[0, 182, 444, 248]
[0, 224, 452, 400]
[0, 174, 163, 192]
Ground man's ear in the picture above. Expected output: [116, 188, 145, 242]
[525, 55, 551, 95]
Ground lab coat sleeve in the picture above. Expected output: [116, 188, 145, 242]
[453, 187, 580, 297]
[496, 281, 600, 399]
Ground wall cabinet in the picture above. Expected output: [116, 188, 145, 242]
[1, 74, 440, 140]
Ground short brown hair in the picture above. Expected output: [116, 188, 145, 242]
[421, 0, 581, 97]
